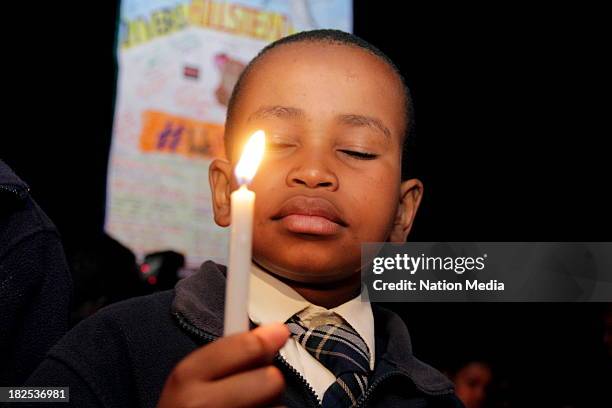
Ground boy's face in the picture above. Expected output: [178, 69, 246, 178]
[210, 42, 422, 284]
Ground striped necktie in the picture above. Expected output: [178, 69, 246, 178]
[286, 309, 372, 407]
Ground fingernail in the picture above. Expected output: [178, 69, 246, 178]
[253, 323, 290, 348]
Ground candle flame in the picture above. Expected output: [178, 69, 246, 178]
[234, 130, 266, 185]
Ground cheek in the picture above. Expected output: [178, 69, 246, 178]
[250, 166, 285, 226]
[346, 168, 400, 240]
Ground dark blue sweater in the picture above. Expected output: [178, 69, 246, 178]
[0, 160, 72, 386]
[26, 260, 462, 407]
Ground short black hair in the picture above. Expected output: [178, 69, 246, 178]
[225, 29, 415, 180]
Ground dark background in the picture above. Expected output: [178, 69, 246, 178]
[3, 1, 609, 407]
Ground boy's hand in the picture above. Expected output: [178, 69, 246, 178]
[157, 323, 290, 408]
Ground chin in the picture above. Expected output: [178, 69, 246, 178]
[254, 250, 359, 284]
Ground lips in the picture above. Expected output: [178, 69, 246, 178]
[271, 195, 347, 236]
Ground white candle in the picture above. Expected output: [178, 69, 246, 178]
[224, 130, 265, 335]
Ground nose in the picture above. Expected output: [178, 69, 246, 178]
[286, 152, 338, 191]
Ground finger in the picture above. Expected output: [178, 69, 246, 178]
[208, 365, 286, 408]
[175, 323, 289, 381]
[175, 365, 285, 408]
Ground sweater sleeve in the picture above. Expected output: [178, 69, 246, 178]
[24, 355, 102, 408]
[23, 308, 139, 408]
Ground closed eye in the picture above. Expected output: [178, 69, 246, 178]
[267, 142, 296, 151]
[338, 149, 378, 160]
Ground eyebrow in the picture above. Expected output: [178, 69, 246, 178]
[247, 105, 305, 122]
[336, 114, 391, 140]
[247, 105, 391, 140]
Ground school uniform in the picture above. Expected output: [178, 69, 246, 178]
[26, 260, 462, 407]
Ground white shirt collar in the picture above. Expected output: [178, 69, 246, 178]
[248, 261, 310, 324]
[248, 261, 375, 368]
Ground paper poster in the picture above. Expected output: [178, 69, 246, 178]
[105, 0, 353, 269]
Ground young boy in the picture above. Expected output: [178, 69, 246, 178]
[26, 30, 462, 407]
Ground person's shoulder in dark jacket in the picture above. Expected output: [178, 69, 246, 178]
[26, 290, 190, 407]
[0, 160, 72, 385]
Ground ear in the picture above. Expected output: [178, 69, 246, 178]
[389, 178, 424, 242]
[208, 158, 234, 227]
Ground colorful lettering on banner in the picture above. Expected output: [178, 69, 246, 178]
[140, 110, 225, 159]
